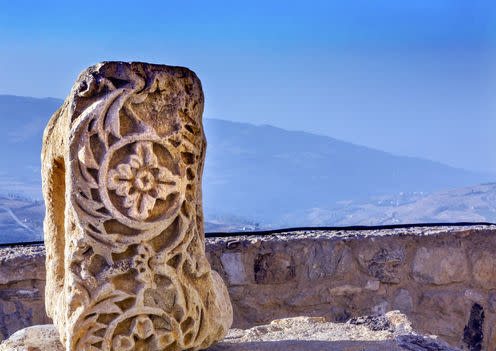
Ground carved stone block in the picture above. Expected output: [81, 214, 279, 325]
[41, 62, 233, 350]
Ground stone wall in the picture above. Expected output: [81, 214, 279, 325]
[0, 245, 49, 339]
[1, 225, 496, 350]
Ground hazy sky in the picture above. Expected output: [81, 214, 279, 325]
[1, 0, 495, 173]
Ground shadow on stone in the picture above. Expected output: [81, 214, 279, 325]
[207, 339, 405, 351]
[463, 303, 484, 351]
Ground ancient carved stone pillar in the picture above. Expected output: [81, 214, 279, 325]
[42, 62, 232, 350]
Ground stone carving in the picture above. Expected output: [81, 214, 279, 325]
[107, 141, 181, 221]
[41, 62, 232, 351]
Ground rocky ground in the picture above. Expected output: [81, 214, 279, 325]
[0, 312, 461, 351]
[206, 312, 461, 351]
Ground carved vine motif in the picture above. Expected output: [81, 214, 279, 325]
[65, 64, 214, 351]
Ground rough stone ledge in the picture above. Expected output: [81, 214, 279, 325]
[2, 225, 494, 258]
[0, 311, 462, 351]
[207, 224, 496, 243]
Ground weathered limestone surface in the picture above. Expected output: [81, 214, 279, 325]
[1, 225, 496, 349]
[0, 312, 463, 351]
[0, 325, 64, 351]
[41, 62, 232, 350]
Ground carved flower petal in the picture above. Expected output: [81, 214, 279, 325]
[123, 192, 140, 209]
[141, 141, 159, 168]
[107, 169, 128, 190]
[132, 315, 154, 339]
[157, 167, 176, 182]
[134, 141, 157, 168]
[112, 335, 134, 351]
[137, 193, 156, 220]
[156, 183, 172, 200]
[129, 209, 142, 221]
[114, 181, 132, 197]
[128, 154, 142, 169]
[134, 142, 144, 160]
[116, 163, 134, 179]
[109, 164, 134, 192]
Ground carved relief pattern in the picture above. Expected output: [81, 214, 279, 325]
[107, 141, 180, 221]
[55, 63, 227, 351]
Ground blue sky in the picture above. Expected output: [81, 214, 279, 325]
[1, 0, 495, 173]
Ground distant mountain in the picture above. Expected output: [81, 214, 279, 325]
[202, 119, 493, 224]
[0, 95, 494, 230]
[0, 195, 44, 243]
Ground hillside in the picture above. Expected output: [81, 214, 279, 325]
[287, 183, 496, 227]
[203, 119, 493, 224]
[0, 95, 494, 233]
[0, 195, 44, 243]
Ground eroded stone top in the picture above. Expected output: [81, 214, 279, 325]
[1, 224, 493, 256]
[206, 224, 496, 246]
[0, 244, 44, 262]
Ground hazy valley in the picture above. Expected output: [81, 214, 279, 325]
[0, 95, 494, 242]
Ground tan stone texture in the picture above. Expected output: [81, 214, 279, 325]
[41, 62, 232, 350]
[392, 289, 413, 314]
[471, 250, 496, 289]
[0, 312, 463, 351]
[411, 246, 468, 285]
[417, 291, 470, 340]
[358, 245, 405, 283]
[0, 325, 64, 351]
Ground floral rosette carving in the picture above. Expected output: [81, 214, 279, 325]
[107, 141, 180, 221]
